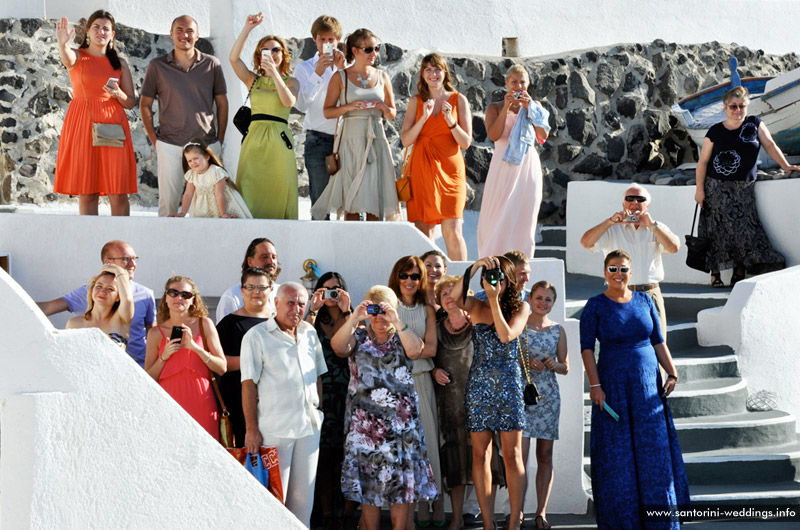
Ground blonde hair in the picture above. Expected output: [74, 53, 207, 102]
[505, 64, 530, 82]
[364, 285, 398, 308]
[310, 15, 342, 39]
[434, 275, 464, 306]
[84, 272, 119, 319]
[723, 86, 749, 105]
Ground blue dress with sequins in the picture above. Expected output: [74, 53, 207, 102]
[580, 292, 689, 529]
[465, 323, 526, 432]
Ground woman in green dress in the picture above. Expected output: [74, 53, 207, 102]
[229, 12, 299, 219]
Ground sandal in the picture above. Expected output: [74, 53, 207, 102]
[534, 515, 551, 530]
[730, 266, 746, 287]
[710, 271, 724, 288]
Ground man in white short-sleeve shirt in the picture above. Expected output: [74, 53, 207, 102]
[241, 282, 326, 526]
[216, 238, 280, 322]
[580, 183, 680, 335]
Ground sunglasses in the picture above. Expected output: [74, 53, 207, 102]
[399, 272, 421, 281]
[726, 103, 747, 110]
[242, 284, 270, 292]
[624, 195, 647, 203]
[358, 45, 381, 54]
[166, 288, 194, 300]
[262, 47, 282, 54]
[606, 266, 631, 274]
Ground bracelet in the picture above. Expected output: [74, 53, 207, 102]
[399, 323, 409, 332]
[667, 374, 678, 381]
[342, 310, 352, 316]
[204, 353, 212, 365]
[448, 122, 457, 130]
[590, 383, 602, 388]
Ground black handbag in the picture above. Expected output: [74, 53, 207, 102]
[685, 204, 710, 272]
[233, 76, 260, 138]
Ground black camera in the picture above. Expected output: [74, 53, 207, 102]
[482, 267, 505, 286]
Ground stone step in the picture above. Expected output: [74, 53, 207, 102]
[582, 377, 748, 418]
[533, 245, 565, 261]
[539, 226, 566, 247]
[673, 346, 739, 380]
[663, 293, 728, 320]
[662, 323, 699, 350]
[583, 440, 800, 485]
[583, 410, 797, 454]
[689, 481, 800, 507]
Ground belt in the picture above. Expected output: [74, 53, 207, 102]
[307, 130, 334, 140]
[629, 283, 658, 292]
[251, 114, 288, 124]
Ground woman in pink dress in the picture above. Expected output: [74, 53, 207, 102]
[477, 65, 549, 258]
[145, 276, 227, 439]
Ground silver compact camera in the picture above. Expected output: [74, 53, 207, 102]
[625, 214, 639, 223]
[323, 289, 339, 300]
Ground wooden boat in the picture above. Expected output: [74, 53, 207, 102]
[671, 59, 800, 157]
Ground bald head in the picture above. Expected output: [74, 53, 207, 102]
[100, 240, 138, 279]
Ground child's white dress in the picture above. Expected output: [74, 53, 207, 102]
[185, 165, 253, 218]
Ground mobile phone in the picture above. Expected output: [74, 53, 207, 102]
[261, 49, 271, 62]
[106, 77, 119, 88]
[323, 289, 339, 300]
[322, 42, 334, 56]
[363, 100, 379, 109]
[366, 304, 384, 315]
[170, 326, 183, 342]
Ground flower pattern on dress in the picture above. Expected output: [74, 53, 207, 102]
[371, 388, 397, 408]
[522, 325, 562, 440]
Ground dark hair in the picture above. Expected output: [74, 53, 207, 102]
[252, 35, 292, 77]
[529, 280, 557, 302]
[345, 28, 377, 62]
[420, 249, 446, 263]
[182, 138, 224, 173]
[482, 255, 522, 323]
[81, 10, 121, 70]
[416, 53, 455, 102]
[171, 14, 198, 32]
[241, 238, 276, 273]
[388, 255, 427, 306]
[311, 15, 342, 39]
[156, 275, 208, 323]
[604, 249, 632, 267]
[314, 271, 351, 326]
[240, 267, 273, 288]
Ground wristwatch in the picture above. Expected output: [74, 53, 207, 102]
[649, 220, 660, 231]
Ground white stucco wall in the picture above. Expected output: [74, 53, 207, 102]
[0, 214, 588, 516]
[696, 266, 800, 426]
[565, 179, 800, 284]
[0, 267, 304, 530]
[6, 0, 800, 57]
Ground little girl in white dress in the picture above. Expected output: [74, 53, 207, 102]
[173, 139, 253, 218]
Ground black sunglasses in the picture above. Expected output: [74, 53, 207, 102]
[262, 47, 282, 54]
[606, 266, 631, 274]
[624, 195, 647, 203]
[166, 288, 194, 300]
[399, 272, 421, 281]
[358, 45, 381, 54]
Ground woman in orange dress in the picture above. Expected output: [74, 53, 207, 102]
[145, 276, 227, 440]
[54, 11, 137, 216]
[401, 54, 472, 261]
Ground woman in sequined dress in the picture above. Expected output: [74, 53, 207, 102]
[451, 255, 530, 530]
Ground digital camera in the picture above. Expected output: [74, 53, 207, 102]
[323, 289, 339, 300]
[366, 304, 384, 315]
[482, 268, 505, 286]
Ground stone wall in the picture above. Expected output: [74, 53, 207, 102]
[2, 17, 799, 221]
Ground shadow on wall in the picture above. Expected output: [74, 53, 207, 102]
[0, 267, 304, 529]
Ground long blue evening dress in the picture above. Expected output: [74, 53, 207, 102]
[580, 291, 690, 529]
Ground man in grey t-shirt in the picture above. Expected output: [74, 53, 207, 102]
[140, 15, 228, 216]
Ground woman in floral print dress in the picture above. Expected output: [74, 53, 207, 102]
[332, 285, 438, 530]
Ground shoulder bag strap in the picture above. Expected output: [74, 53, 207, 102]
[401, 145, 413, 178]
[690, 204, 700, 237]
[243, 75, 260, 106]
[198, 317, 229, 412]
[517, 334, 533, 385]
[332, 70, 348, 155]
[79, 52, 125, 127]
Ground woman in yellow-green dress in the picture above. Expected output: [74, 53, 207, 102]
[229, 13, 298, 219]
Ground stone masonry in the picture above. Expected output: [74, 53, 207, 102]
[2, 18, 799, 221]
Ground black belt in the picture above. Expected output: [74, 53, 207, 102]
[307, 130, 334, 140]
[629, 283, 658, 292]
[251, 114, 288, 124]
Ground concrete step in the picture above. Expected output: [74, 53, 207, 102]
[583, 377, 748, 418]
[673, 346, 739, 380]
[663, 293, 729, 320]
[539, 226, 566, 247]
[583, 411, 797, 454]
[689, 481, 800, 507]
[664, 323, 699, 350]
[534, 245, 565, 261]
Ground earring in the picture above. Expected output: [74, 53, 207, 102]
[109, 41, 113, 50]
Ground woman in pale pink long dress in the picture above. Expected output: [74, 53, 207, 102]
[477, 65, 549, 258]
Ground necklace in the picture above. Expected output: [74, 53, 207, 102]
[447, 313, 471, 334]
[356, 70, 371, 88]
[370, 326, 394, 346]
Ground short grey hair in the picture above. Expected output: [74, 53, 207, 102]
[624, 183, 650, 202]
[275, 281, 307, 301]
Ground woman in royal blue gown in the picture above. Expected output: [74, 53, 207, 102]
[580, 249, 689, 529]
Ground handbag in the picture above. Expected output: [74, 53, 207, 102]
[517, 334, 541, 406]
[230, 447, 284, 502]
[198, 318, 234, 448]
[233, 75, 260, 138]
[396, 146, 413, 202]
[325, 72, 348, 175]
[81, 62, 126, 147]
[685, 204, 710, 272]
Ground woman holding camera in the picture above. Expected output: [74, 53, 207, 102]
[477, 65, 549, 259]
[304, 272, 357, 530]
[451, 256, 530, 530]
[229, 12, 299, 218]
[388, 256, 444, 527]
[312, 28, 401, 221]
[332, 286, 438, 530]
[145, 276, 227, 440]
